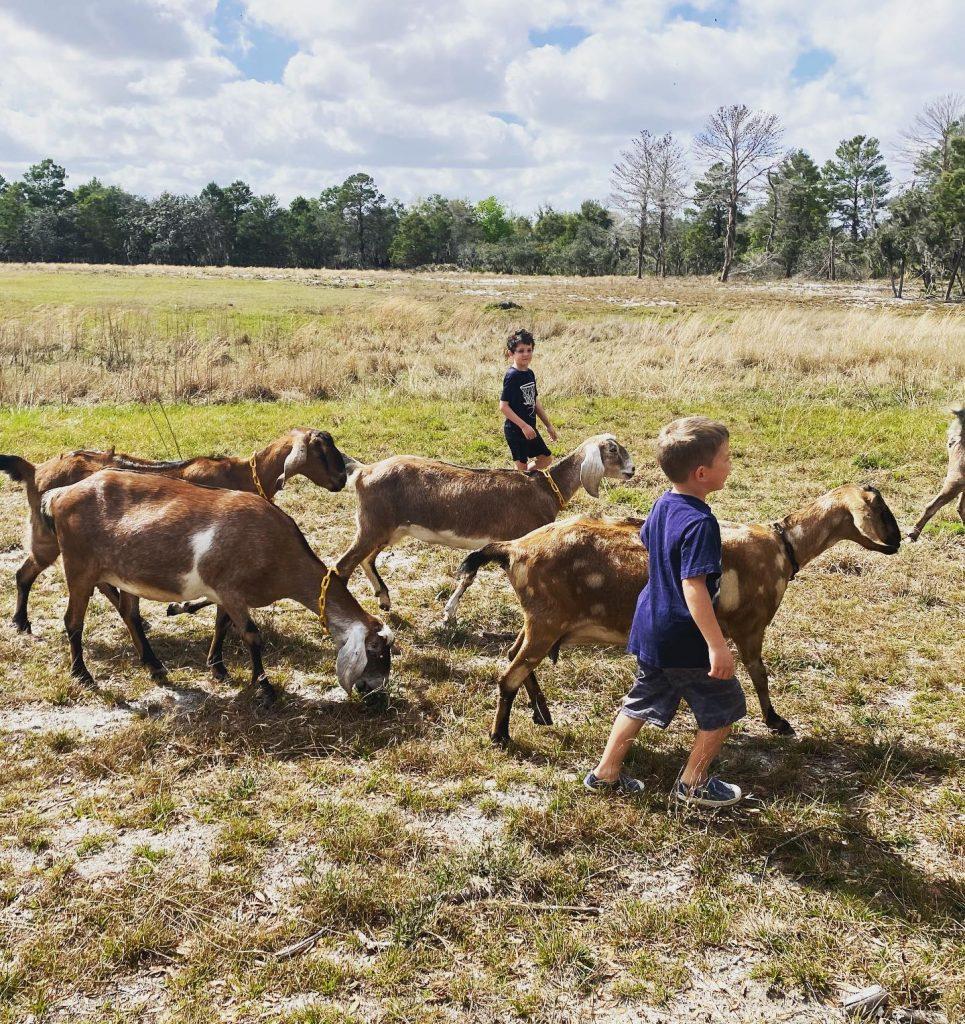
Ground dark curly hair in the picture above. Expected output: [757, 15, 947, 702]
[505, 328, 535, 354]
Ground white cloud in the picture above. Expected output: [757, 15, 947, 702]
[0, 0, 961, 211]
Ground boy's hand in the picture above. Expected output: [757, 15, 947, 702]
[522, 424, 537, 440]
[547, 426, 558, 442]
[708, 643, 735, 679]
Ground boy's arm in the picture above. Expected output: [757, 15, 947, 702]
[682, 576, 735, 680]
[534, 399, 558, 441]
[499, 401, 537, 438]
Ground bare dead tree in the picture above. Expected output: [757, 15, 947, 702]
[695, 104, 783, 282]
[900, 93, 964, 174]
[611, 131, 655, 278]
[651, 134, 688, 277]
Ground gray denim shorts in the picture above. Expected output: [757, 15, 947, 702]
[622, 662, 746, 731]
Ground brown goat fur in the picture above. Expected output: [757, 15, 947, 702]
[41, 471, 391, 701]
[908, 406, 965, 540]
[0, 428, 346, 634]
[456, 484, 901, 744]
[336, 435, 635, 615]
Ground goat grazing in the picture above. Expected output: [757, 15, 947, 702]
[39, 471, 391, 702]
[335, 435, 635, 616]
[456, 484, 901, 744]
[0, 427, 346, 633]
[908, 405, 965, 541]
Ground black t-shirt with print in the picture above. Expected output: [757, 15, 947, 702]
[501, 367, 538, 427]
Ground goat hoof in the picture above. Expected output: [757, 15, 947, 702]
[166, 603, 179, 616]
[532, 707, 553, 726]
[769, 716, 795, 736]
[906, 530, 920, 542]
[209, 663, 229, 683]
[11, 617, 31, 634]
[490, 732, 510, 748]
[71, 671, 96, 689]
[378, 597, 391, 612]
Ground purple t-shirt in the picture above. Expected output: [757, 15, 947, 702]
[627, 490, 723, 669]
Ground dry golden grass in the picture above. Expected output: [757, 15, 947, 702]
[0, 263, 961, 407]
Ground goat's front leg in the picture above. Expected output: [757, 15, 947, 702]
[958, 490, 965, 526]
[360, 549, 391, 611]
[908, 479, 964, 540]
[499, 630, 551, 723]
[737, 635, 793, 736]
[223, 605, 275, 706]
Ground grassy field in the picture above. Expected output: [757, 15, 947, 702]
[0, 265, 963, 1023]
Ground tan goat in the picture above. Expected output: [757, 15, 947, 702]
[456, 484, 902, 744]
[39, 471, 391, 702]
[0, 428, 346, 634]
[336, 435, 635, 615]
[908, 406, 965, 541]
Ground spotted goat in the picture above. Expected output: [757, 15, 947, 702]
[38, 471, 391, 702]
[0, 427, 346, 634]
[456, 484, 902, 744]
[335, 435, 635, 617]
[908, 405, 965, 541]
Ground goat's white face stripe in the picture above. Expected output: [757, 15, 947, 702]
[335, 621, 368, 694]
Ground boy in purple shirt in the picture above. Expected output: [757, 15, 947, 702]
[585, 416, 746, 808]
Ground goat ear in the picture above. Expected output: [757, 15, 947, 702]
[335, 627, 367, 695]
[580, 442, 605, 498]
[275, 433, 308, 491]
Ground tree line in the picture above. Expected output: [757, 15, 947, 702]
[0, 95, 961, 296]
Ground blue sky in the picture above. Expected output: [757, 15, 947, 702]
[0, 0, 961, 211]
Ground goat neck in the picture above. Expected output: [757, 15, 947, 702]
[777, 494, 858, 570]
[547, 446, 587, 502]
[250, 434, 296, 500]
[288, 559, 377, 640]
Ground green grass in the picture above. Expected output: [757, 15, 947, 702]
[0, 269, 963, 1022]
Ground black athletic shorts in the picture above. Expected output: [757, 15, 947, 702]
[504, 421, 551, 463]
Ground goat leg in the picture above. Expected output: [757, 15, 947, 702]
[64, 586, 95, 687]
[12, 553, 46, 634]
[739, 641, 794, 736]
[360, 550, 391, 611]
[524, 672, 553, 725]
[492, 632, 556, 745]
[166, 598, 213, 616]
[442, 568, 476, 625]
[908, 480, 963, 540]
[229, 610, 276, 707]
[117, 592, 167, 681]
[206, 607, 231, 682]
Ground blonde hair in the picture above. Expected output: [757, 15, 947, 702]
[656, 416, 729, 483]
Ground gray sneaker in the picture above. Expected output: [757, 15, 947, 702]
[583, 770, 645, 796]
[675, 776, 742, 808]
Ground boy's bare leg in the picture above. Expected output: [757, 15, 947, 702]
[592, 713, 645, 782]
[680, 726, 730, 787]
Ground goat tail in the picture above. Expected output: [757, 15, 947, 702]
[458, 543, 512, 578]
[0, 455, 36, 487]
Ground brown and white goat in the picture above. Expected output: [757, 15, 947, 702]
[39, 471, 391, 702]
[908, 405, 965, 541]
[335, 435, 635, 615]
[456, 484, 902, 744]
[0, 427, 346, 633]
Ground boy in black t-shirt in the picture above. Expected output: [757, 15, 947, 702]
[499, 329, 558, 471]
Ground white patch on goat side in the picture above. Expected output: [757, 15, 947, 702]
[586, 572, 605, 589]
[335, 622, 368, 694]
[179, 526, 220, 603]
[775, 553, 785, 572]
[404, 526, 494, 550]
[718, 569, 740, 612]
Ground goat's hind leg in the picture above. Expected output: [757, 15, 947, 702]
[12, 523, 61, 633]
[360, 549, 391, 611]
[491, 630, 557, 746]
[206, 608, 231, 683]
[116, 592, 167, 680]
[501, 630, 552, 725]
